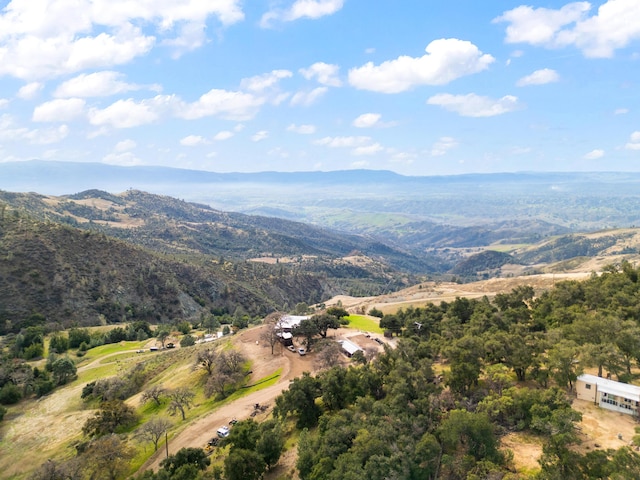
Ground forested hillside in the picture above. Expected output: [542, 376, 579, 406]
[268, 263, 640, 479]
[0, 187, 443, 334]
[0, 189, 437, 274]
[0, 209, 334, 334]
[5, 262, 640, 478]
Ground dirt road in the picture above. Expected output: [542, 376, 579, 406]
[140, 325, 314, 473]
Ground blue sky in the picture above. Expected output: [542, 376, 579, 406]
[0, 0, 639, 176]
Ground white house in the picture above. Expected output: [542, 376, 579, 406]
[576, 373, 640, 416]
[279, 315, 310, 332]
[275, 315, 310, 346]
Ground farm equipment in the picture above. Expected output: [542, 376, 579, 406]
[204, 437, 219, 455]
[250, 403, 269, 417]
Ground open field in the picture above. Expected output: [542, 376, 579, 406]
[325, 272, 593, 315]
[344, 314, 383, 334]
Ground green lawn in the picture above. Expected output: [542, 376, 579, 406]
[345, 315, 383, 334]
[76, 340, 148, 364]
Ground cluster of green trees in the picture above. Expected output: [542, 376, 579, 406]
[264, 263, 640, 478]
[0, 338, 78, 405]
[272, 342, 517, 479]
[0, 321, 188, 420]
[290, 308, 348, 352]
[220, 418, 285, 480]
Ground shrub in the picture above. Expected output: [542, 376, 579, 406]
[0, 383, 22, 405]
[175, 321, 191, 335]
[23, 343, 44, 360]
[35, 379, 55, 397]
[68, 328, 91, 348]
[82, 381, 96, 399]
[82, 400, 139, 437]
[49, 333, 69, 353]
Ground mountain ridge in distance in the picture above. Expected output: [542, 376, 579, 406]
[4, 160, 640, 197]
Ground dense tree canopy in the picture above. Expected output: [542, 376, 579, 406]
[17, 262, 640, 479]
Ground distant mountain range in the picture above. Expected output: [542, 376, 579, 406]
[3, 160, 640, 248]
[4, 160, 640, 197]
[3, 174, 640, 333]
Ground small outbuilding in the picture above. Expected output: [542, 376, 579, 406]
[275, 315, 310, 346]
[277, 331, 294, 347]
[576, 373, 640, 416]
[339, 339, 362, 358]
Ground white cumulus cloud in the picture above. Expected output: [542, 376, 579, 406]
[495, 0, 640, 58]
[54, 71, 160, 98]
[0, 0, 245, 80]
[0, 114, 70, 144]
[178, 89, 264, 121]
[516, 68, 560, 86]
[348, 38, 494, 93]
[240, 70, 293, 92]
[287, 124, 316, 134]
[88, 89, 264, 129]
[315, 136, 372, 148]
[583, 149, 604, 159]
[430, 137, 458, 156]
[213, 130, 234, 141]
[290, 87, 328, 106]
[427, 93, 520, 117]
[251, 130, 269, 142]
[115, 139, 136, 151]
[17, 82, 43, 100]
[88, 95, 174, 128]
[180, 135, 209, 146]
[494, 3, 590, 46]
[353, 113, 381, 128]
[626, 131, 640, 150]
[352, 143, 383, 156]
[102, 151, 143, 166]
[299, 62, 342, 87]
[261, 0, 343, 28]
[32, 98, 86, 122]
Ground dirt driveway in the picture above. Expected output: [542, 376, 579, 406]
[501, 398, 640, 474]
[140, 324, 315, 473]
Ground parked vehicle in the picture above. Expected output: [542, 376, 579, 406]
[217, 426, 230, 438]
[298, 348, 306, 356]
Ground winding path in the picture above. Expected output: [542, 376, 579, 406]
[139, 325, 314, 474]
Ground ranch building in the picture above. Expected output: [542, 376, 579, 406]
[576, 373, 640, 416]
